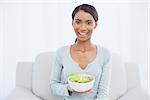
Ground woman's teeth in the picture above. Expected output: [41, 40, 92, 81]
[79, 32, 87, 35]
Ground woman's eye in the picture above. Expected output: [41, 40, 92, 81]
[75, 21, 80, 24]
[86, 21, 92, 25]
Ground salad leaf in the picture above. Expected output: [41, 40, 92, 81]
[69, 74, 93, 83]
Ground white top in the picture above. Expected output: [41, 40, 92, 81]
[50, 45, 112, 100]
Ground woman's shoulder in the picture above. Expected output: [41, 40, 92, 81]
[97, 45, 110, 52]
[57, 45, 68, 51]
[55, 45, 69, 54]
[98, 45, 111, 57]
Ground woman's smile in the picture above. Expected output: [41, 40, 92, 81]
[78, 32, 88, 38]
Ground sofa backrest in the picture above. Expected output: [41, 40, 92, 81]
[109, 53, 127, 100]
[16, 62, 34, 90]
[32, 52, 62, 100]
[125, 62, 141, 90]
[32, 52, 127, 100]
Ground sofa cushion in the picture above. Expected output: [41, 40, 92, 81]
[109, 53, 127, 100]
[32, 52, 62, 100]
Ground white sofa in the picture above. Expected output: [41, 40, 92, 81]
[6, 52, 149, 100]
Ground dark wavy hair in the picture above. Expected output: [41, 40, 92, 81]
[72, 4, 99, 43]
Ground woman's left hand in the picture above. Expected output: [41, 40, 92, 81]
[75, 89, 95, 94]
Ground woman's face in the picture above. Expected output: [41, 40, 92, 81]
[72, 10, 97, 42]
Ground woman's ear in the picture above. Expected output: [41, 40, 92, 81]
[94, 22, 98, 29]
[72, 20, 74, 26]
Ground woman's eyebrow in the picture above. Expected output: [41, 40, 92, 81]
[86, 20, 92, 22]
[75, 19, 92, 21]
[74, 19, 81, 21]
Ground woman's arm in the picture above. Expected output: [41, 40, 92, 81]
[95, 50, 112, 100]
[50, 50, 71, 97]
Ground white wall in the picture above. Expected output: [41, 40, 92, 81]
[0, 0, 149, 99]
[148, 1, 150, 95]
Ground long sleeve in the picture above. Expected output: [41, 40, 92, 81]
[49, 50, 70, 97]
[95, 51, 112, 100]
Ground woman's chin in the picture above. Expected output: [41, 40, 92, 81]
[77, 38, 90, 42]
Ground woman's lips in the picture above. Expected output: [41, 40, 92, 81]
[78, 32, 88, 37]
[79, 32, 87, 35]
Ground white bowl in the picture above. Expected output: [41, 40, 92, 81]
[68, 74, 95, 92]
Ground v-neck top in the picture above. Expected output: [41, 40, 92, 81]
[50, 45, 112, 100]
[68, 45, 99, 71]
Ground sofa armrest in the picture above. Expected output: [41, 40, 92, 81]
[125, 62, 141, 91]
[6, 87, 41, 100]
[16, 62, 34, 90]
[118, 87, 149, 100]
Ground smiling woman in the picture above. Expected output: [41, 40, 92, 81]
[72, 10, 97, 43]
[50, 4, 112, 100]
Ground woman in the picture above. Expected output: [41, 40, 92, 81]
[50, 4, 112, 100]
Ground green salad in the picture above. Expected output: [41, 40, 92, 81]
[69, 74, 93, 83]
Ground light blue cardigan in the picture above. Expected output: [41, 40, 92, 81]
[50, 45, 112, 100]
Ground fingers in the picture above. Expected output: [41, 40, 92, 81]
[74, 89, 95, 94]
[84, 89, 95, 94]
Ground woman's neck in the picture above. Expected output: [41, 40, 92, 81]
[76, 41, 92, 48]
[72, 40, 95, 52]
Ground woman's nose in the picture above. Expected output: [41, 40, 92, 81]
[80, 23, 86, 30]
